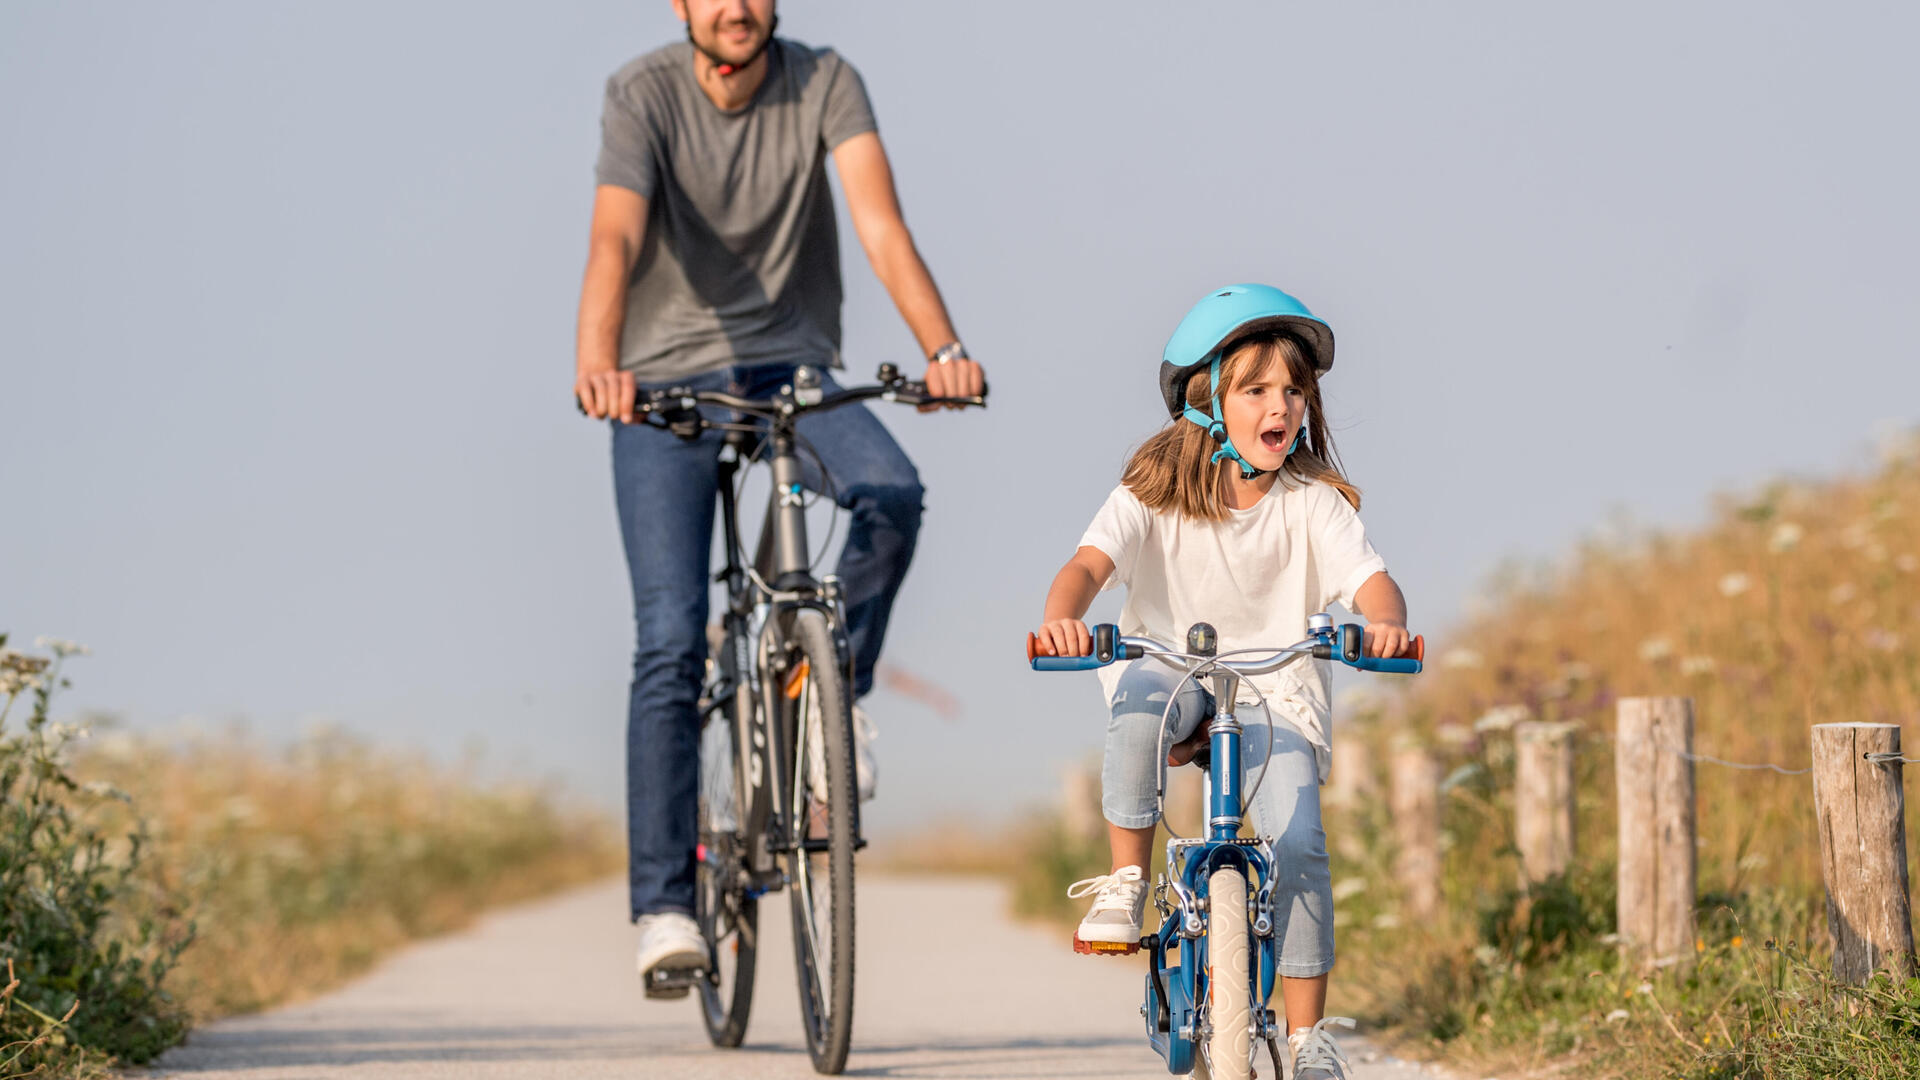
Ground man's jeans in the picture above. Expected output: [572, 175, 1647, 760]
[614, 362, 924, 920]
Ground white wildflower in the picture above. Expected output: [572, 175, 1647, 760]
[1441, 648, 1483, 670]
[1332, 878, 1368, 902]
[1737, 853, 1769, 871]
[1371, 912, 1402, 930]
[1473, 944, 1500, 966]
[222, 796, 260, 825]
[1897, 554, 1918, 574]
[1637, 982, 1654, 995]
[1718, 572, 1752, 598]
[31, 637, 90, 657]
[1768, 522, 1804, 553]
[1864, 628, 1903, 652]
[1638, 636, 1674, 663]
[1474, 704, 1531, 733]
[1606, 1009, 1630, 1023]
[1678, 656, 1717, 678]
[1830, 582, 1858, 605]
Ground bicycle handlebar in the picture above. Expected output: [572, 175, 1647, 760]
[1025, 623, 1424, 676]
[574, 362, 988, 423]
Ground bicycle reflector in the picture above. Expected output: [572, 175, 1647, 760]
[784, 659, 809, 700]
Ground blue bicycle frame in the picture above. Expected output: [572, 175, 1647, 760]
[1029, 613, 1421, 1075]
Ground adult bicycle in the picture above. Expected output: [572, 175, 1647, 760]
[597, 363, 984, 1074]
[1027, 615, 1421, 1079]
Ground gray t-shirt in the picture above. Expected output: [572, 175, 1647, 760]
[595, 40, 878, 381]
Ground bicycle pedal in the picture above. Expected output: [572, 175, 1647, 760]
[643, 965, 705, 1000]
[1072, 935, 1141, 956]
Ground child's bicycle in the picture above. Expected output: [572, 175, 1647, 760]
[1027, 615, 1422, 1080]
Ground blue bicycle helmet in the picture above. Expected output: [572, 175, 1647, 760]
[1158, 284, 1335, 477]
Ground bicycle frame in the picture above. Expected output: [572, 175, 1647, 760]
[1028, 615, 1422, 1076]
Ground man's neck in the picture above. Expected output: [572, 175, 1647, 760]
[692, 50, 770, 111]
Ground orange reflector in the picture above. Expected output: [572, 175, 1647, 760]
[784, 659, 810, 700]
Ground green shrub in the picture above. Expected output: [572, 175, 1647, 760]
[0, 637, 190, 1076]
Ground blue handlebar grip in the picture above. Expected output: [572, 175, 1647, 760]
[1026, 628, 1119, 671]
[1348, 655, 1423, 674]
[1031, 655, 1110, 671]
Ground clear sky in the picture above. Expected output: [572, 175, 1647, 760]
[5, 1, 1917, 831]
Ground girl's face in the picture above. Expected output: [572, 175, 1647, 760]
[1220, 351, 1307, 473]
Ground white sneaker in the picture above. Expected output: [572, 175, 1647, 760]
[1068, 865, 1147, 946]
[634, 912, 705, 998]
[1288, 1016, 1356, 1079]
[806, 701, 878, 805]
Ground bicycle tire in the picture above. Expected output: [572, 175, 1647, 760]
[694, 633, 760, 1048]
[780, 608, 857, 1074]
[1205, 866, 1254, 1080]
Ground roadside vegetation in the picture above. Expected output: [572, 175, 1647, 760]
[995, 433, 1920, 1078]
[0, 636, 620, 1077]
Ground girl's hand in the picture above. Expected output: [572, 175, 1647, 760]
[1363, 619, 1412, 659]
[1034, 618, 1093, 657]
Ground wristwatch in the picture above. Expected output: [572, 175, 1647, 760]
[929, 340, 968, 365]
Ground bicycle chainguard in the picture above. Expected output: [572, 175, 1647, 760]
[642, 963, 707, 1000]
[1071, 934, 1146, 957]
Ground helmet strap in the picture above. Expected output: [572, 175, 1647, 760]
[1177, 355, 1269, 481]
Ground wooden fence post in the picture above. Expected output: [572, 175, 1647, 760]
[1616, 697, 1696, 966]
[1329, 735, 1378, 810]
[1391, 747, 1443, 919]
[1060, 765, 1102, 846]
[1811, 723, 1916, 983]
[1515, 721, 1576, 884]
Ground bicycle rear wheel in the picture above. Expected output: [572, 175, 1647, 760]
[695, 642, 759, 1048]
[780, 608, 856, 1074]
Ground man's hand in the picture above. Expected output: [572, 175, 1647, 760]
[1362, 619, 1413, 659]
[1033, 618, 1092, 658]
[576, 367, 638, 423]
[922, 354, 985, 412]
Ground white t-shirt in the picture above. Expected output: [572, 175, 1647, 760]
[1077, 475, 1388, 782]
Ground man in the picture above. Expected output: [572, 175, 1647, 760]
[574, 0, 985, 986]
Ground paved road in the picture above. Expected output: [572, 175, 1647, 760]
[147, 876, 1445, 1079]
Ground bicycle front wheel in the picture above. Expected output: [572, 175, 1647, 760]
[1204, 866, 1254, 1080]
[780, 608, 857, 1074]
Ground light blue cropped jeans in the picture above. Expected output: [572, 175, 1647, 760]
[1101, 661, 1336, 977]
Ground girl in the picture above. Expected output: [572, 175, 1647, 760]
[1032, 284, 1414, 1080]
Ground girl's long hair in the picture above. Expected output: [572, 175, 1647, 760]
[1121, 331, 1360, 521]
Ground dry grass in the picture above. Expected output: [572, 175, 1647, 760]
[75, 727, 622, 1020]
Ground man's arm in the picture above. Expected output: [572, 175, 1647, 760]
[831, 131, 984, 403]
[575, 185, 648, 422]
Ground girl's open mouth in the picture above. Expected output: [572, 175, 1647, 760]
[1259, 428, 1288, 451]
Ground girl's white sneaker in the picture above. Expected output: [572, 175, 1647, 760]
[1288, 1016, 1356, 1079]
[1068, 865, 1147, 953]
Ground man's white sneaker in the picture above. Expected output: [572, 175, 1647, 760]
[1068, 865, 1147, 954]
[635, 912, 705, 999]
[806, 702, 879, 804]
[1288, 1016, 1356, 1080]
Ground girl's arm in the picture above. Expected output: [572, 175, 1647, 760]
[1035, 546, 1115, 657]
[1352, 571, 1413, 658]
